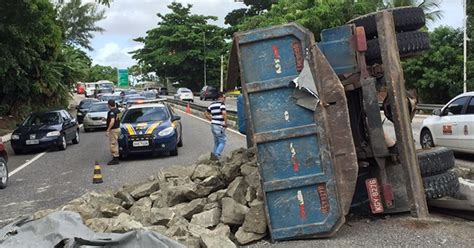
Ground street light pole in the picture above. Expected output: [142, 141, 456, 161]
[464, 0, 468, 93]
[203, 31, 207, 87]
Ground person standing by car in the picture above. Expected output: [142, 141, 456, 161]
[106, 99, 121, 165]
[204, 92, 227, 161]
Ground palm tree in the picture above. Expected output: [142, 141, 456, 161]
[384, 0, 443, 24]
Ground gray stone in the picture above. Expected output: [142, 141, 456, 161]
[100, 203, 128, 218]
[146, 225, 168, 235]
[203, 202, 220, 211]
[167, 215, 189, 228]
[225, 177, 248, 205]
[114, 190, 135, 209]
[200, 175, 225, 188]
[235, 227, 266, 245]
[33, 209, 56, 220]
[190, 207, 221, 228]
[106, 213, 144, 233]
[150, 207, 176, 226]
[220, 197, 249, 225]
[242, 200, 267, 234]
[85, 218, 114, 233]
[208, 189, 226, 203]
[220, 161, 242, 183]
[130, 205, 152, 225]
[60, 202, 101, 221]
[197, 152, 212, 164]
[166, 224, 189, 237]
[192, 164, 220, 180]
[240, 163, 258, 177]
[255, 185, 264, 200]
[174, 235, 201, 248]
[168, 176, 193, 186]
[173, 198, 207, 219]
[187, 223, 212, 237]
[245, 171, 261, 189]
[200, 224, 236, 248]
[134, 197, 153, 208]
[130, 181, 160, 199]
[167, 183, 199, 206]
[162, 165, 197, 179]
[152, 191, 168, 208]
[245, 187, 256, 203]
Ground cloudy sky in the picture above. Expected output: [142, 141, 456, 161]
[87, 0, 464, 69]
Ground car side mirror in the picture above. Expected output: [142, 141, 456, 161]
[441, 108, 450, 116]
[432, 108, 442, 116]
[172, 116, 181, 121]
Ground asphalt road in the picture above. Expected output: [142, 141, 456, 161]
[0, 105, 246, 226]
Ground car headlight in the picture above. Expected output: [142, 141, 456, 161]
[46, 131, 61, 137]
[11, 134, 20, 140]
[158, 127, 174, 137]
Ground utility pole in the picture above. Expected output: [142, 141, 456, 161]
[464, 0, 468, 93]
[220, 55, 224, 92]
[203, 31, 207, 87]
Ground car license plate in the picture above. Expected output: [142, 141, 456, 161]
[133, 140, 149, 147]
[365, 178, 384, 214]
[26, 139, 39, 145]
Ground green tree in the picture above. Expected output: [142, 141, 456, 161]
[0, 0, 66, 116]
[403, 27, 469, 103]
[131, 3, 226, 91]
[87, 65, 117, 83]
[238, 0, 378, 40]
[56, 0, 105, 50]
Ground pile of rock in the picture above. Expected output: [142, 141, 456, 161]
[36, 148, 268, 247]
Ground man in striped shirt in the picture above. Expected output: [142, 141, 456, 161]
[205, 92, 227, 161]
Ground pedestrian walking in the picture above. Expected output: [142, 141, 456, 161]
[205, 92, 227, 161]
[105, 99, 121, 165]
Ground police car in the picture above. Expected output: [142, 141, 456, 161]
[420, 92, 474, 153]
[118, 101, 183, 157]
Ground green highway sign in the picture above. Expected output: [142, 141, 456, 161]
[118, 69, 129, 87]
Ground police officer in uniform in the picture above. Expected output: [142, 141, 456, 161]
[106, 99, 121, 165]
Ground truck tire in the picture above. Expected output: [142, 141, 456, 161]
[423, 170, 459, 200]
[349, 7, 425, 38]
[365, 31, 430, 65]
[417, 147, 455, 177]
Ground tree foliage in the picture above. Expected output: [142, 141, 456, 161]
[86, 64, 117, 83]
[57, 0, 105, 51]
[403, 27, 469, 103]
[131, 3, 226, 91]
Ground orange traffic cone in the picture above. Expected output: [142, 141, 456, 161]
[186, 103, 191, 114]
[92, 161, 103, 184]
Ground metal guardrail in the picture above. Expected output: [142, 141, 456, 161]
[164, 98, 238, 119]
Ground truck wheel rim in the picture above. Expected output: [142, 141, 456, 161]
[0, 162, 7, 184]
[62, 136, 67, 148]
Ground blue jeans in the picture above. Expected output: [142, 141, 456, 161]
[211, 124, 227, 158]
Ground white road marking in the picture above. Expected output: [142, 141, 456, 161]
[175, 108, 246, 138]
[10, 152, 47, 176]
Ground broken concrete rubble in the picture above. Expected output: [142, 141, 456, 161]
[34, 148, 266, 247]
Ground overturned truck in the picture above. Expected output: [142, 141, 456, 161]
[229, 7, 458, 241]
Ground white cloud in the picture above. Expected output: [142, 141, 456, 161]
[93, 42, 143, 69]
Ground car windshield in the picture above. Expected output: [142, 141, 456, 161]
[23, 112, 61, 126]
[89, 103, 109, 112]
[180, 89, 191, 93]
[141, 92, 156, 99]
[101, 95, 121, 102]
[80, 100, 99, 109]
[122, 107, 168, 123]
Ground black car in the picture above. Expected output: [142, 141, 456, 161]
[76, 98, 100, 124]
[0, 141, 8, 189]
[158, 87, 168, 95]
[10, 110, 80, 154]
[200, 86, 219, 101]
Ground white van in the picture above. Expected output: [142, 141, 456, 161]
[85, 82, 98, 97]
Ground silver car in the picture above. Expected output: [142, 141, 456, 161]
[83, 102, 109, 132]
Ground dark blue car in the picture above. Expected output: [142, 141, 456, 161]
[118, 102, 182, 158]
[11, 110, 80, 154]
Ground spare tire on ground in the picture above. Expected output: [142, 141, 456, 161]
[349, 7, 425, 38]
[365, 31, 430, 65]
[417, 147, 455, 177]
[423, 170, 459, 200]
